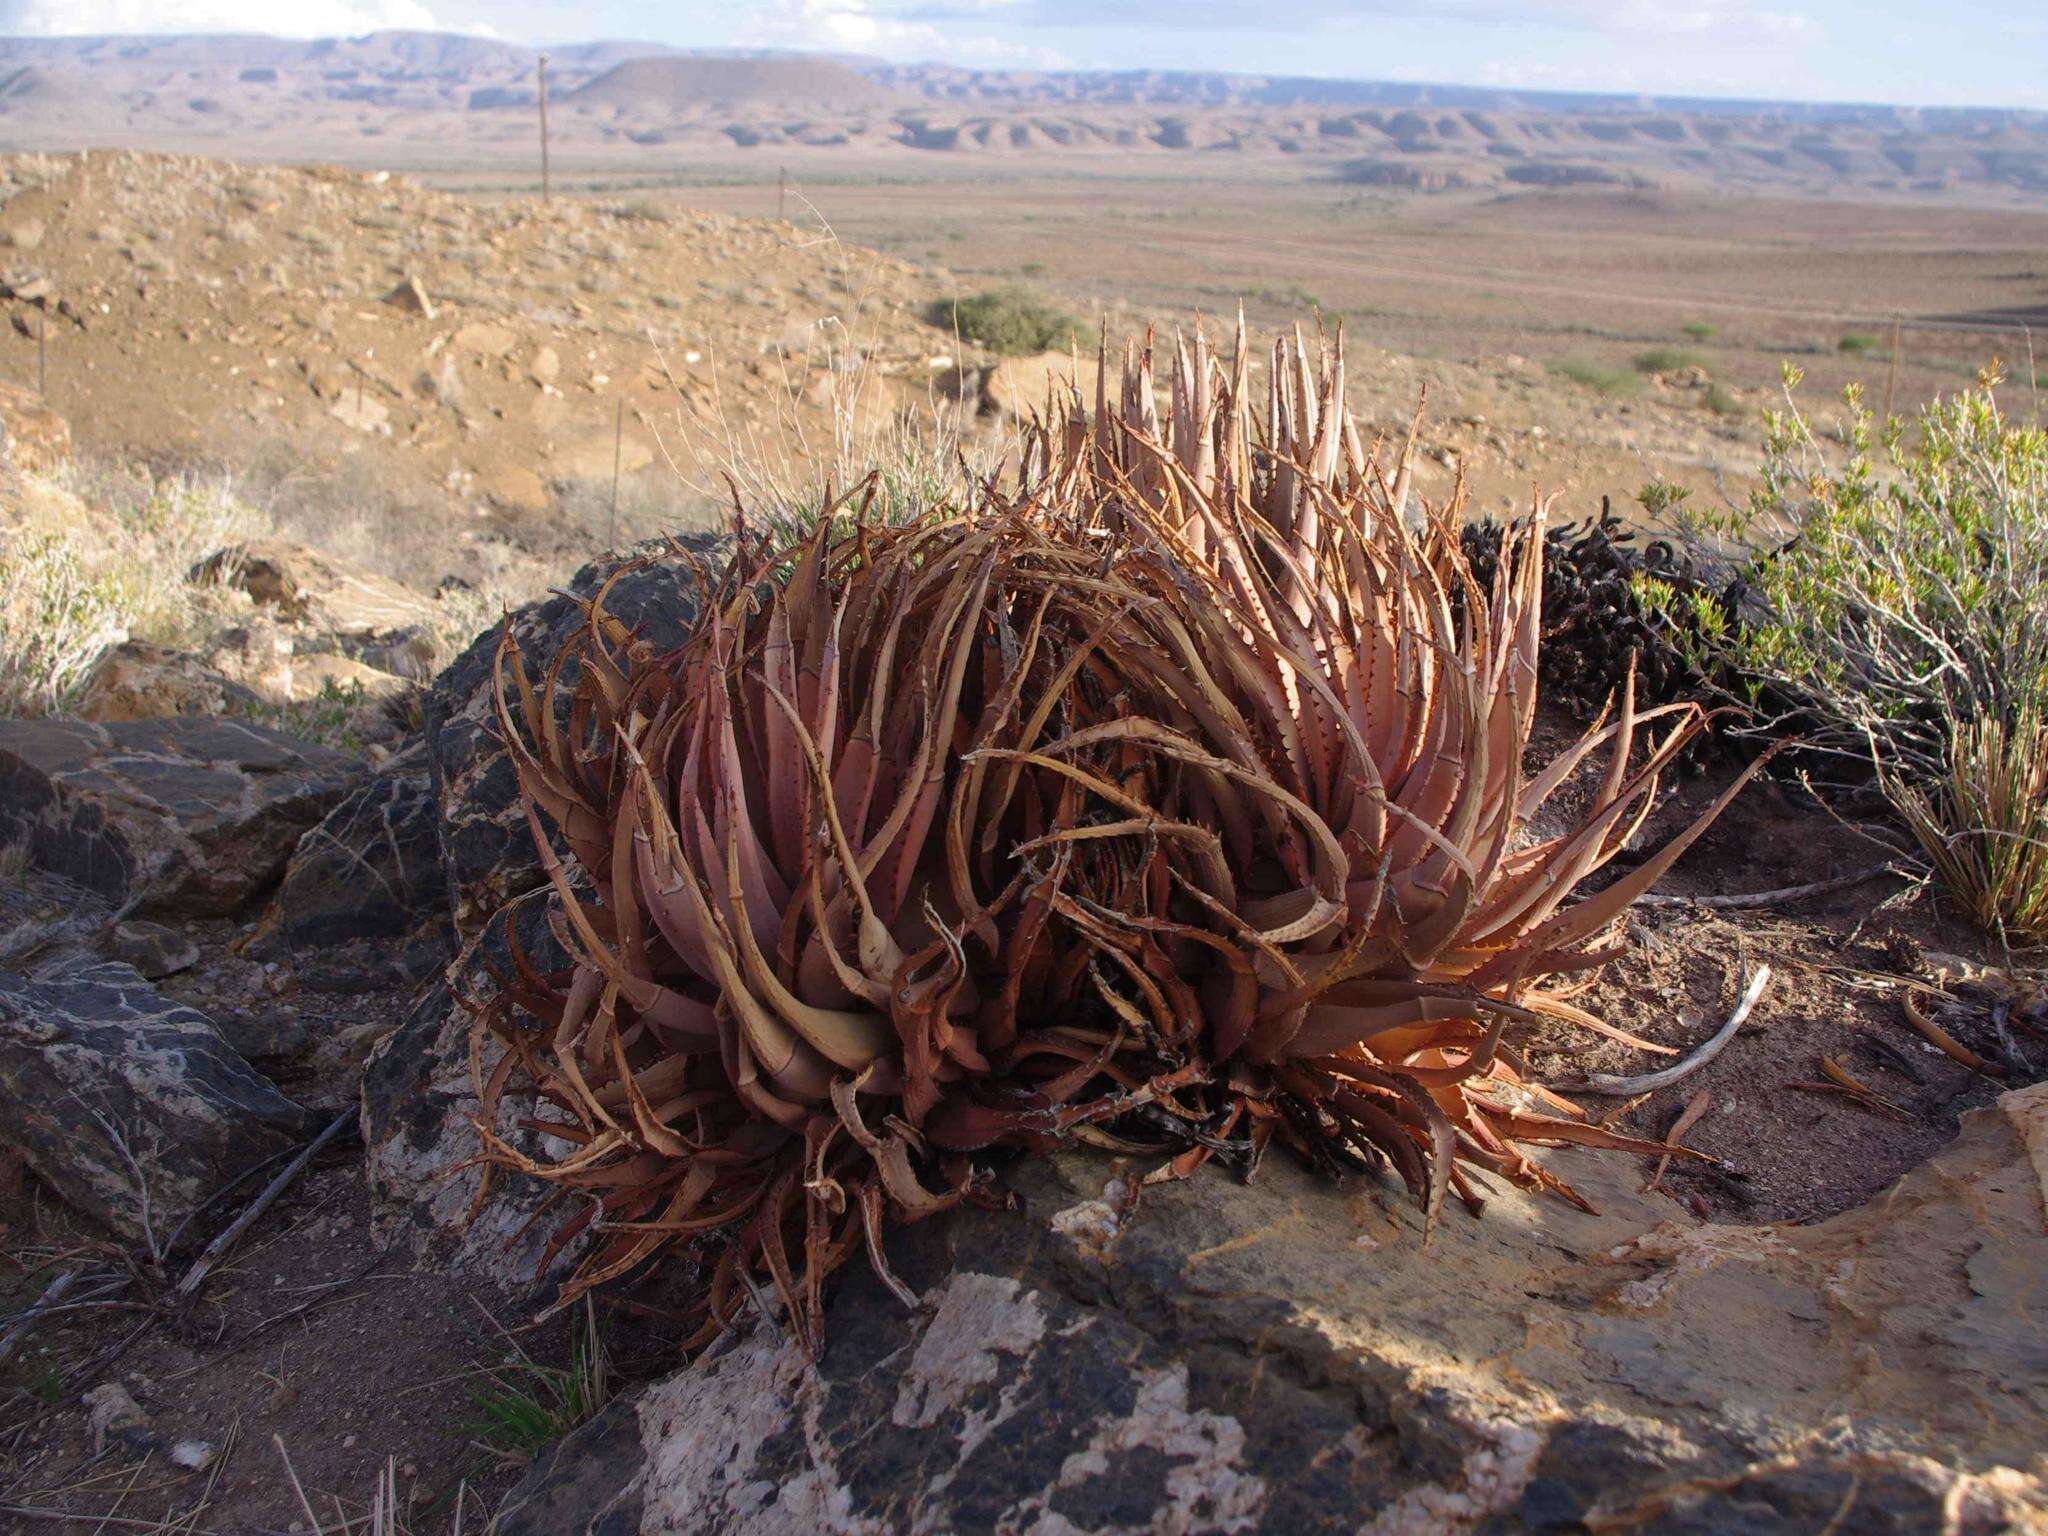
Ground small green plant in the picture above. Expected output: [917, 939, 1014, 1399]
[1635, 477, 1695, 523]
[465, 1302, 611, 1460]
[1895, 707, 2048, 941]
[1838, 333, 1881, 354]
[931, 288, 1082, 356]
[1550, 356, 1639, 397]
[17, 1357, 66, 1405]
[1633, 347, 1708, 375]
[1702, 383, 1743, 417]
[227, 678, 375, 752]
[1682, 322, 1718, 341]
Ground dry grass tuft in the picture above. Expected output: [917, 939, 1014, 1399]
[0, 468, 266, 714]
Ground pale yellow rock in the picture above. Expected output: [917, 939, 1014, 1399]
[2000, 1080, 2048, 1231]
[450, 321, 518, 359]
[979, 350, 1102, 421]
[75, 643, 255, 722]
[478, 463, 550, 514]
[284, 652, 413, 705]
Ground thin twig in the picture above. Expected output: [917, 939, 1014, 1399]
[1902, 992, 2002, 1077]
[1643, 1088, 1712, 1194]
[0, 1269, 78, 1366]
[175, 1110, 355, 1304]
[1635, 862, 1907, 912]
[274, 1435, 327, 1536]
[1573, 965, 1772, 1096]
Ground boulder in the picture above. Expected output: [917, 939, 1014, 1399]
[500, 1085, 2048, 1535]
[0, 716, 363, 917]
[477, 463, 550, 514]
[0, 958, 315, 1246]
[105, 919, 200, 979]
[0, 379, 72, 472]
[189, 540, 436, 640]
[74, 642, 261, 723]
[420, 538, 720, 943]
[247, 745, 451, 990]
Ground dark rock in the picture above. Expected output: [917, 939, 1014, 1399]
[511, 1089, 2047, 1534]
[420, 538, 720, 944]
[493, 1398, 644, 1536]
[213, 1001, 314, 1067]
[361, 886, 567, 1270]
[247, 743, 452, 990]
[0, 958, 315, 1246]
[105, 919, 199, 979]
[0, 717, 363, 918]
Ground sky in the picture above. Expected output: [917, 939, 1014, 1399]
[2, 0, 2044, 110]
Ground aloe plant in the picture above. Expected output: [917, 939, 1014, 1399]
[473, 322, 1756, 1350]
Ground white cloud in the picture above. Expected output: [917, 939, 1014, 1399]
[739, 0, 948, 57]
[923, 0, 1821, 45]
[0, 0, 446, 35]
[739, 0, 1063, 63]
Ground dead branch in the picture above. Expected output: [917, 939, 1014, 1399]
[1573, 965, 1772, 1097]
[174, 1109, 355, 1304]
[1635, 862, 1908, 912]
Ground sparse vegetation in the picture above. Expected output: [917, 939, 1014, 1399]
[1550, 356, 1640, 396]
[1633, 346, 1708, 374]
[1703, 382, 1744, 416]
[1682, 322, 1718, 341]
[1839, 332, 1881, 354]
[465, 1302, 611, 1460]
[1651, 372, 2048, 940]
[931, 287, 1082, 355]
[0, 470, 265, 715]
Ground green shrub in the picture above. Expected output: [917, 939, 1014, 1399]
[1549, 356, 1640, 397]
[1633, 346, 1708, 374]
[1702, 382, 1743, 417]
[1682, 322, 1718, 341]
[930, 288, 1081, 355]
[1649, 370, 2048, 939]
[1838, 333, 1881, 354]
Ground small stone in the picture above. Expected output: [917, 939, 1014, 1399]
[82, 1382, 153, 1454]
[380, 275, 435, 319]
[170, 1439, 217, 1470]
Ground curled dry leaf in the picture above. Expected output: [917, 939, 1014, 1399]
[471, 320, 1758, 1350]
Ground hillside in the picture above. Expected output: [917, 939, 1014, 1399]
[0, 33, 2043, 203]
[0, 149, 950, 587]
[570, 56, 888, 110]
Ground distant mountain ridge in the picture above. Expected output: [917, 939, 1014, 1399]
[0, 30, 2040, 122]
[0, 30, 2041, 203]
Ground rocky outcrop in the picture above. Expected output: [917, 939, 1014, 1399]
[190, 539, 435, 640]
[421, 537, 720, 943]
[498, 1085, 2048, 1535]
[0, 716, 362, 916]
[0, 958, 315, 1246]
[74, 642, 262, 724]
[246, 744, 451, 990]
